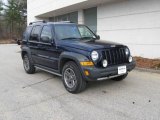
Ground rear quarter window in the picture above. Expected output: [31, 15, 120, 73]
[23, 26, 32, 40]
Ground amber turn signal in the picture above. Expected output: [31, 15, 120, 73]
[84, 70, 90, 76]
[80, 61, 94, 66]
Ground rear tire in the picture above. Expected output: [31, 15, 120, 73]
[23, 54, 35, 74]
[111, 74, 128, 81]
[62, 61, 86, 94]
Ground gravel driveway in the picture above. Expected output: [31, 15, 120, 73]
[0, 44, 160, 120]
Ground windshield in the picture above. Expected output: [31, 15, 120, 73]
[54, 24, 96, 40]
[78, 25, 96, 40]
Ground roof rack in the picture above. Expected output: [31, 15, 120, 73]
[29, 20, 46, 25]
[59, 21, 73, 23]
[50, 21, 74, 23]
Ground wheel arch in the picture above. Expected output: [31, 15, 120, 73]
[21, 47, 31, 59]
[21, 51, 28, 59]
[59, 52, 89, 74]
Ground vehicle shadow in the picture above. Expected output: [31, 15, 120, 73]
[87, 79, 117, 89]
[36, 69, 126, 94]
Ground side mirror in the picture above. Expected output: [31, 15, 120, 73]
[96, 35, 100, 40]
[41, 36, 51, 43]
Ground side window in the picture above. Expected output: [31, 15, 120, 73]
[29, 26, 41, 41]
[23, 26, 32, 40]
[40, 26, 52, 43]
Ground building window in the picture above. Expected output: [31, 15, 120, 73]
[49, 11, 78, 23]
[84, 7, 97, 33]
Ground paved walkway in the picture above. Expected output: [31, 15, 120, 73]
[0, 44, 160, 120]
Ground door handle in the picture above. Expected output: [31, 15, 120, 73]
[30, 46, 39, 49]
[27, 42, 39, 49]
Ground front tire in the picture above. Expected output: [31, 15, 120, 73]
[23, 54, 35, 74]
[62, 61, 86, 94]
[111, 74, 128, 81]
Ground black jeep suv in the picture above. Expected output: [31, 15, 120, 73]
[21, 21, 135, 93]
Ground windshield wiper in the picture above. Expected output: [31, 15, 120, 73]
[61, 37, 81, 40]
[81, 37, 96, 40]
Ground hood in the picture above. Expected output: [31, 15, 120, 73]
[58, 39, 125, 52]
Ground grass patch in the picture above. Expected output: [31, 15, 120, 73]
[134, 56, 160, 70]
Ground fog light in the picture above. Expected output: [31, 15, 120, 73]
[129, 56, 133, 63]
[102, 60, 108, 67]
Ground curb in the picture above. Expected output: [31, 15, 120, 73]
[135, 67, 160, 74]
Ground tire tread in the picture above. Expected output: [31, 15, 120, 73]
[62, 61, 86, 93]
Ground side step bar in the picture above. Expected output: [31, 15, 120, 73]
[35, 66, 62, 77]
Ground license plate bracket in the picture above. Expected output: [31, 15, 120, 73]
[118, 66, 127, 75]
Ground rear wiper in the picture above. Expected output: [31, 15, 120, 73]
[61, 37, 80, 40]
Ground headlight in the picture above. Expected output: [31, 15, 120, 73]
[102, 59, 108, 67]
[125, 48, 129, 55]
[91, 51, 99, 61]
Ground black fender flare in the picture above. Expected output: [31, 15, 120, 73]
[21, 47, 31, 58]
[21, 47, 34, 64]
[59, 52, 90, 73]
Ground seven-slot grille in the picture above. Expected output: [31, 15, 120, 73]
[102, 47, 128, 66]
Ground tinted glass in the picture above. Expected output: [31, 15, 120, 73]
[30, 26, 41, 41]
[23, 26, 32, 40]
[40, 26, 52, 43]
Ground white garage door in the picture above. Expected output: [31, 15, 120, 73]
[97, 0, 160, 58]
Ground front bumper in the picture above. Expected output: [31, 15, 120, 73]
[82, 61, 136, 81]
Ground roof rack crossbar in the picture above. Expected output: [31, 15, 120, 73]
[60, 21, 75, 23]
[59, 21, 72, 23]
[29, 20, 46, 25]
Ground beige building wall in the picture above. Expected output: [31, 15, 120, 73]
[27, 0, 160, 58]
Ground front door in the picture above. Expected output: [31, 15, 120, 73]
[37, 25, 59, 70]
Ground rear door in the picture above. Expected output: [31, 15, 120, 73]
[28, 25, 42, 64]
